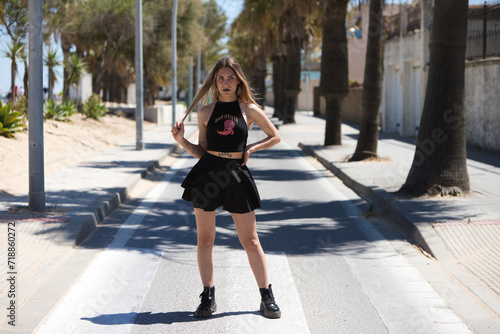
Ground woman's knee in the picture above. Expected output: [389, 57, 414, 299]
[198, 236, 215, 249]
[195, 209, 216, 249]
[240, 237, 261, 252]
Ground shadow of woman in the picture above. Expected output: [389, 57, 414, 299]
[82, 310, 260, 325]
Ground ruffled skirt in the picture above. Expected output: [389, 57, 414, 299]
[181, 153, 261, 213]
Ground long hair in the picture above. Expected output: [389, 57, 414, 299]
[181, 57, 258, 122]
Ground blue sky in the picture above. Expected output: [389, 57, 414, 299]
[0, 0, 486, 97]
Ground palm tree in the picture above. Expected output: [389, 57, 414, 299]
[229, 0, 278, 108]
[230, 0, 288, 116]
[350, 0, 384, 161]
[20, 44, 28, 100]
[399, 0, 469, 196]
[65, 53, 87, 103]
[44, 48, 63, 101]
[266, 1, 287, 119]
[43, 0, 78, 101]
[2, 40, 24, 102]
[271, 22, 286, 120]
[282, 1, 306, 124]
[320, 0, 349, 145]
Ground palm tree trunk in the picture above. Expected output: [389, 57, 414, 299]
[76, 84, 80, 104]
[48, 71, 54, 101]
[272, 53, 286, 119]
[252, 51, 267, 108]
[144, 68, 155, 106]
[282, 5, 304, 124]
[10, 61, 17, 102]
[399, 0, 469, 197]
[324, 96, 342, 144]
[350, 0, 384, 161]
[61, 35, 71, 101]
[320, 0, 349, 146]
[23, 58, 28, 100]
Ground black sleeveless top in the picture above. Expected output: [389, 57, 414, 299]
[206, 100, 248, 152]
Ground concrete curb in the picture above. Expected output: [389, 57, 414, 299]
[298, 142, 452, 260]
[61, 145, 178, 247]
[297, 130, 500, 331]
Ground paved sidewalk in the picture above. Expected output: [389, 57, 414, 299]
[286, 111, 500, 331]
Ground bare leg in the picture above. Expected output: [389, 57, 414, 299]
[194, 208, 216, 287]
[231, 211, 269, 289]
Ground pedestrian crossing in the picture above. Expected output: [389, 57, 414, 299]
[35, 247, 163, 334]
[35, 249, 311, 333]
[35, 155, 311, 334]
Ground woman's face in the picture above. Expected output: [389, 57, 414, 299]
[216, 67, 241, 101]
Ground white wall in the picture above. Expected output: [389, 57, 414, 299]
[383, 29, 428, 137]
[297, 77, 317, 111]
[264, 74, 318, 112]
[69, 72, 92, 103]
[464, 58, 500, 151]
[127, 83, 136, 105]
[384, 32, 500, 151]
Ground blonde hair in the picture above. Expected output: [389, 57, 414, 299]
[182, 57, 258, 122]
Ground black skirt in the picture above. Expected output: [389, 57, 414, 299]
[181, 153, 261, 213]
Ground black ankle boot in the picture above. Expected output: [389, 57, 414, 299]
[259, 284, 281, 319]
[195, 286, 217, 318]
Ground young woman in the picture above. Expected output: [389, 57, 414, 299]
[171, 57, 281, 319]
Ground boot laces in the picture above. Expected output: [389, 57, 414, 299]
[200, 291, 210, 304]
[263, 292, 276, 305]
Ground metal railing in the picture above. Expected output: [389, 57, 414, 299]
[386, 3, 421, 40]
[467, 2, 500, 59]
[385, 1, 500, 59]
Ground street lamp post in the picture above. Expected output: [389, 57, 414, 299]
[135, 0, 144, 150]
[172, 0, 178, 126]
[28, 0, 45, 211]
[196, 3, 209, 111]
[188, 56, 193, 121]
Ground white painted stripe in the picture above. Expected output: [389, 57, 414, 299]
[35, 248, 163, 334]
[214, 250, 311, 334]
[298, 152, 472, 333]
[108, 155, 190, 249]
[35, 156, 192, 333]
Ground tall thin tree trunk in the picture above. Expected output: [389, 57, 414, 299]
[351, 0, 384, 161]
[399, 0, 469, 196]
[61, 35, 71, 101]
[272, 53, 286, 119]
[282, 5, 304, 124]
[23, 58, 28, 100]
[324, 96, 342, 144]
[144, 68, 155, 106]
[10, 61, 17, 102]
[48, 71, 54, 101]
[320, 0, 349, 146]
[253, 51, 267, 108]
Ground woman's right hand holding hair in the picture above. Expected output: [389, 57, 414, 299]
[171, 121, 185, 143]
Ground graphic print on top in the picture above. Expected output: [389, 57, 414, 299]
[214, 113, 239, 136]
[218, 118, 236, 135]
[206, 100, 248, 152]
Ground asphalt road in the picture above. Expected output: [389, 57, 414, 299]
[35, 127, 473, 334]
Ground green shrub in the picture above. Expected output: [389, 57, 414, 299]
[82, 94, 107, 120]
[60, 100, 77, 116]
[43, 100, 75, 121]
[0, 100, 26, 138]
[13, 95, 28, 118]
